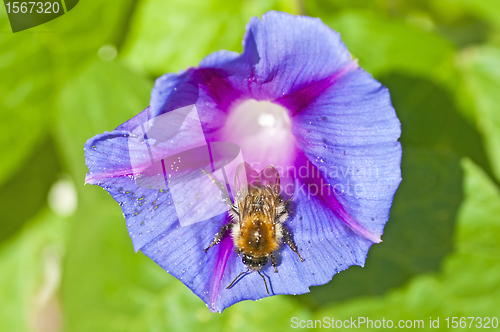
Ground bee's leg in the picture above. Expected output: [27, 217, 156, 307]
[204, 223, 233, 253]
[202, 170, 238, 215]
[283, 227, 305, 262]
[270, 253, 278, 273]
[257, 271, 270, 295]
[276, 197, 292, 223]
[226, 269, 250, 290]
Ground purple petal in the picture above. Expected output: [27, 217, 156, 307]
[147, 11, 356, 117]
[141, 185, 373, 313]
[85, 129, 177, 252]
[138, 213, 233, 312]
[244, 11, 353, 99]
[84, 106, 236, 251]
[140, 187, 373, 313]
[149, 70, 198, 118]
[288, 66, 402, 242]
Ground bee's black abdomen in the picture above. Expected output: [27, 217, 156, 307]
[242, 254, 269, 271]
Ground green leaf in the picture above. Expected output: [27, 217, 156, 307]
[55, 59, 156, 332]
[382, 73, 496, 182]
[0, 0, 137, 188]
[304, 0, 492, 48]
[61, 186, 173, 332]
[315, 159, 500, 328]
[121, 0, 299, 76]
[42, 0, 138, 63]
[458, 45, 500, 181]
[0, 209, 67, 332]
[56, 60, 153, 179]
[446, 0, 500, 30]
[0, 138, 61, 243]
[0, 21, 57, 187]
[322, 11, 456, 80]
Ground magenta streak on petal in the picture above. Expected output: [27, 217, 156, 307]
[275, 60, 359, 116]
[209, 232, 233, 312]
[85, 169, 135, 184]
[295, 151, 381, 243]
[86, 125, 157, 185]
[197, 68, 243, 113]
[84, 155, 160, 184]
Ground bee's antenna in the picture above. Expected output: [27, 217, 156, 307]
[257, 271, 270, 295]
[226, 269, 250, 290]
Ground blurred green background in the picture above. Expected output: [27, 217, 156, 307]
[1, 0, 500, 331]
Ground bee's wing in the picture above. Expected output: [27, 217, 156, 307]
[259, 165, 281, 193]
[234, 162, 260, 198]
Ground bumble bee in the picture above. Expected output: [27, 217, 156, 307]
[203, 162, 304, 294]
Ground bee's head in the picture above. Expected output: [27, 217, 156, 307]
[242, 254, 269, 271]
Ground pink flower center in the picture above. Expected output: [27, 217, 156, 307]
[220, 99, 297, 173]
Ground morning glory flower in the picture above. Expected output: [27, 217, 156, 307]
[84, 11, 401, 312]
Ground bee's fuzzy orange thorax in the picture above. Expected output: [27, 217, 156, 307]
[235, 213, 280, 256]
